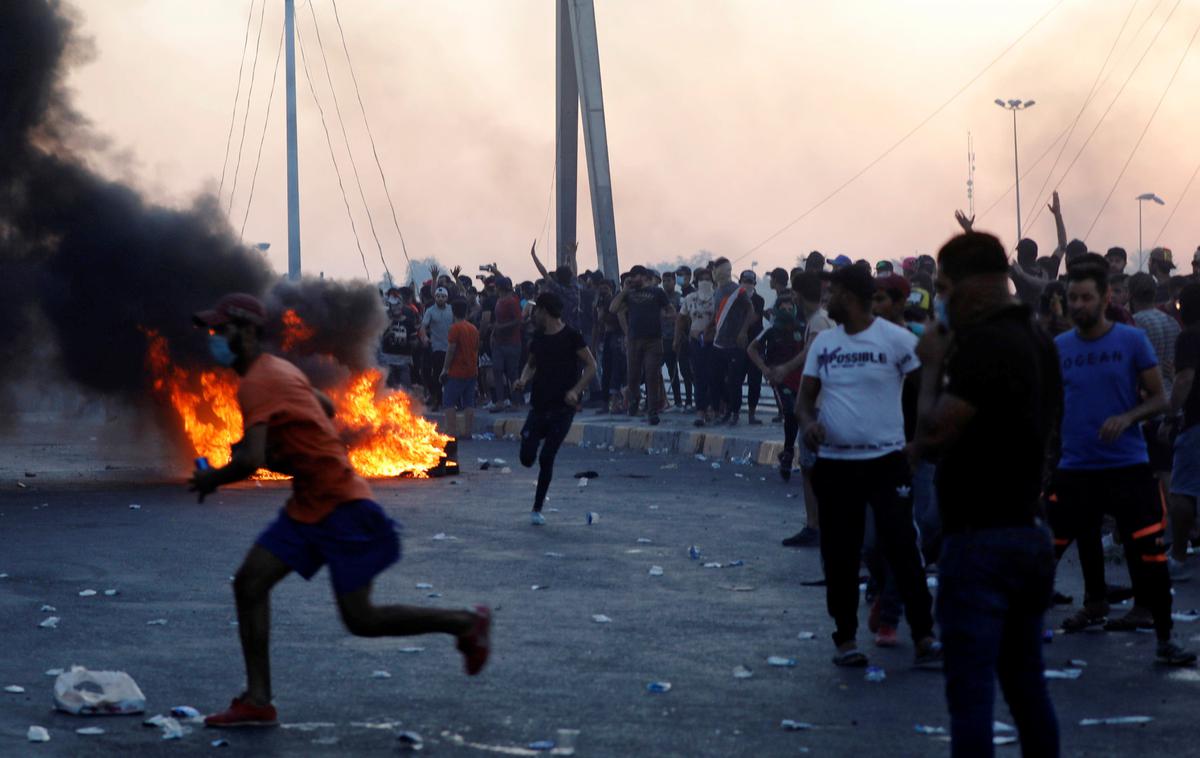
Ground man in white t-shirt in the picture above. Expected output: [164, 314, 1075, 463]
[797, 265, 942, 669]
[677, 267, 718, 426]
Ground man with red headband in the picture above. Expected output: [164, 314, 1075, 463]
[189, 293, 491, 728]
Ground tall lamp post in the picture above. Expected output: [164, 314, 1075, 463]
[1136, 192, 1165, 266]
[994, 98, 1035, 243]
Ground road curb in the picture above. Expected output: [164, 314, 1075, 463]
[435, 412, 785, 465]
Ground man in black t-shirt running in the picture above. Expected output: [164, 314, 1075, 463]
[514, 293, 597, 525]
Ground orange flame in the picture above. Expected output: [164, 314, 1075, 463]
[280, 308, 315, 352]
[142, 329, 449, 479]
[334, 370, 452, 478]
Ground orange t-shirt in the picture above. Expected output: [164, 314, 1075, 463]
[238, 354, 373, 523]
[447, 321, 479, 380]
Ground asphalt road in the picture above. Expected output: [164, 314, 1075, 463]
[2, 437, 1199, 756]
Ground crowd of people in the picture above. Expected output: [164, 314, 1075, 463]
[365, 192, 1200, 755]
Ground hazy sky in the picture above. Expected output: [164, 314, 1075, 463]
[67, 0, 1200, 282]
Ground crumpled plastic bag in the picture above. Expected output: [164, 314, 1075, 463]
[53, 666, 146, 715]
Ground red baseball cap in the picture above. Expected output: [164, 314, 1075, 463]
[193, 293, 267, 328]
[877, 274, 911, 300]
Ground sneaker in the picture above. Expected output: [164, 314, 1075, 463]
[777, 449, 794, 482]
[1104, 606, 1155, 632]
[484, 402, 499, 413]
[914, 639, 944, 668]
[781, 527, 819, 548]
[1156, 640, 1198, 667]
[1061, 601, 1109, 633]
[456, 605, 492, 676]
[530, 512, 546, 526]
[747, 415, 763, 426]
[204, 696, 278, 728]
[727, 413, 740, 427]
[648, 415, 660, 426]
[693, 418, 706, 428]
[874, 625, 899, 648]
[1169, 556, 1193, 583]
[502, 400, 512, 411]
[1051, 590, 1074, 606]
[867, 597, 882, 634]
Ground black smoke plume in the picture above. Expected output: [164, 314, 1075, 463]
[0, 1, 385, 415]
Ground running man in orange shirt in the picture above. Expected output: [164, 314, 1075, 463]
[188, 293, 491, 728]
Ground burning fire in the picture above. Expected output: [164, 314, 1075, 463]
[142, 326, 450, 480]
[334, 370, 451, 478]
[280, 308, 314, 352]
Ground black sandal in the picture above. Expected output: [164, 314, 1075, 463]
[1061, 605, 1109, 633]
[832, 648, 869, 667]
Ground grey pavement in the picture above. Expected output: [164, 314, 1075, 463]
[1, 417, 1199, 756]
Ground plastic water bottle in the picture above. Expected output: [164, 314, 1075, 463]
[195, 457, 210, 471]
[646, 681, 672, 693]
[864, 666, 886, 683]
[688, 545, 701, 560]
[586, 512, 599, 525]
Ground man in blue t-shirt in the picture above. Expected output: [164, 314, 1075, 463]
[1049, 254, 1195, 666]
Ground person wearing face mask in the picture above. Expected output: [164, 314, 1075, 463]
[188, 293, 492, 728]
[659, 270, 690, 411]
[678, 268, 717, 426]
[912, 231, 1061, 755]
[609, 265, 674, 425]
[710, 265, 760, 426]
[748, 298, 807, 480]
[380, 291, 419, 390]
[419, 287, 454, 411]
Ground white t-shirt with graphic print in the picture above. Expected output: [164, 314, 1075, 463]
[801, 317, 920, 460]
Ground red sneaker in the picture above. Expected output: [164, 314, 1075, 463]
[874, 625, 899, 648]
[867, 596, 882, 634]
[456, 605, 491, 676]
[204, 696, 278, 728]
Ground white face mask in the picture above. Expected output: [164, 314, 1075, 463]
[697, 281, 714, 297]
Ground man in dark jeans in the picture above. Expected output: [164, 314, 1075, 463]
[660, 270, 688, 410]
[609, 265, 674, 425]
[711, 268, 759, 426]
[797, 265, 941, 669]
[914, 231, 1061, 756]
[1047, 254, 1194, 664]
[514, 293, 596, 526]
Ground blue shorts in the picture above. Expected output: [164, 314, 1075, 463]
[255, 500, 401, 596]
[443, 377, 477, 410]
[1171, 425, 1200, 499]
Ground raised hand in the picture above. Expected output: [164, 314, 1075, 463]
[1048, 190, 1061, 217]
[954, 210, 975, 232]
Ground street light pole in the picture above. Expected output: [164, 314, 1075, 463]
[284, 0, 301, 281]
[995, 98, 1035, 243]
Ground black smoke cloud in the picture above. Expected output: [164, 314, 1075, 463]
[0, 1, 384, 412]
[266, 278, 386, 389]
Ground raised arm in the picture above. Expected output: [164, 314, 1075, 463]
[530, 240, 549, 280]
